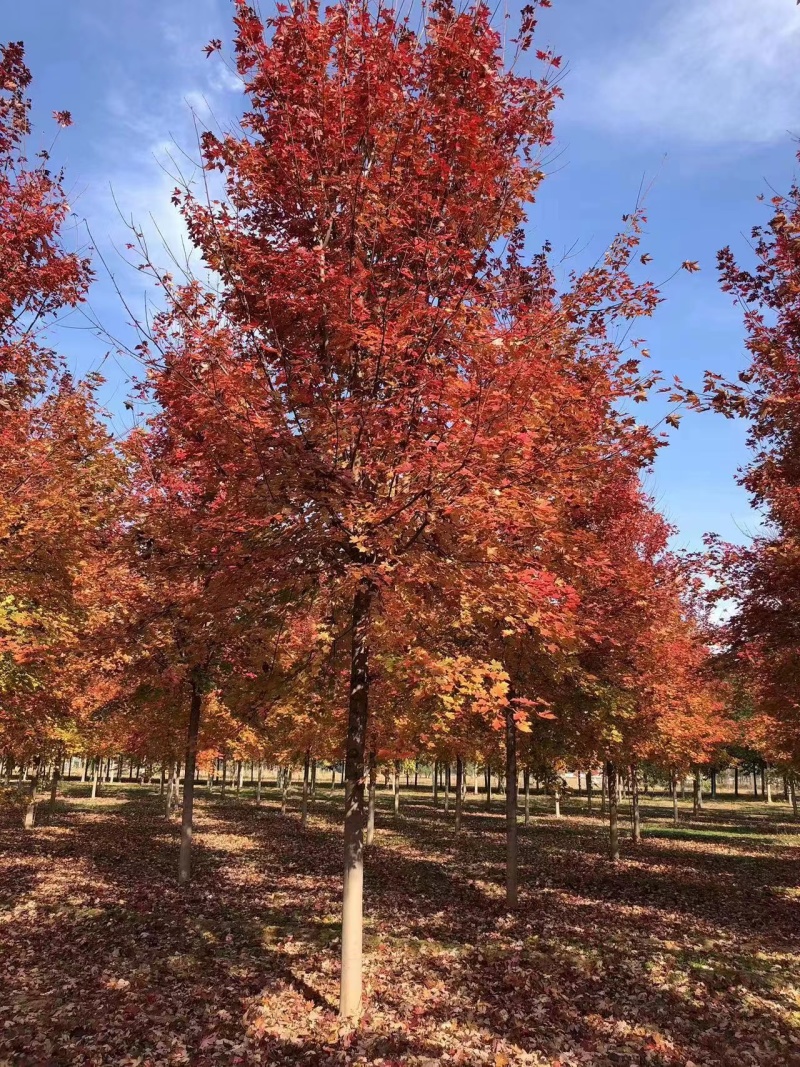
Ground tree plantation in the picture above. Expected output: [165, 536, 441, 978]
[2, 4, 800, 1065]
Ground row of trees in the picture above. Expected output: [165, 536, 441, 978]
[1, 1, 796, 1019]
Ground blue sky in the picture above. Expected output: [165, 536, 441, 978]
[4, 0, 800, 552]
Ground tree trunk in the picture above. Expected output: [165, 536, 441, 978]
[607, 760, 619, 862]
[454, 756, 463, 836]
[159, 764, 166, 796]
[311, 759, 317, 799]
[485, 764, 492, 812]
[256, 762, 263, 803]
[694, 768, 703, 813]
[631, 765, 641, 845]
[505, 705, 518, 908]
[710, 768, 717, 798]
[734, 766, 739, 798]
[587, 770, 593, 813]
[393, 759, 401, 820]
[753, 768, 758, 798]
[178, 675, 203, 885]
[301, 750, 310, 827]
[24, 758, 41, 829]
[444, 762, 450, 813]
[366, 751, 376, 847]
[236, 759, 244, 796]
[790, 772, 798, 820]
[523, 767, 530, 826]
[553, 778, 561, 819]
[91, 759, 99, 800]
[761, 763, 767, 800]
[765, 764, 773, 804]
[600, 768, 607, 817]
[671, 769, 679, 827]
[50, 748, 62, 807]
[165, 759, 176, 818]
[432, 759, 439, 809]
[340, 577, 373, 1020]
[80, 757, 87, 783]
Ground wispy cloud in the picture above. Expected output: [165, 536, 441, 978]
[576, 0, 800, 145]
[86, 0, 239, 291]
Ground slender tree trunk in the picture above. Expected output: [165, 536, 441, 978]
[80, 757, 87, 784]
[24, 758, 41, 829]
[49, 749, 62, 807]
[301, 750, 310, 827]
[432, 759, 439, 809]
[311, 759, 317, 799]
[761, 764, 767, 800]
[366, 751, 376, 847]
[454, 756, 463, 836]
[236, 760, 244, 796]
[414, 760, 418, 790]
[607, 760, 619, 861]
[165, 759, 176, 818]
[91, 759, 99, 800]
[443, 762, 450, 813]
[790, 772, 798, 820]
[587, 770, 593, 813]
[505, 706, 518, 908]
[601, 768, 607, 817]
[734, 766, 739, 798]
[485, 764, 492, 812]
[178, 676, 203, 886]
[524, 767, 530, 826]
[393, 759, 401, 820]
[553, 778, 561, 819]
[753, 768, 758, 798]
[281, 767, 292, 814]
[256, 762, 263, 803]
[631, 765, 641, 845]
[710, 768, 717, 798]
[671, 769, 679, 827]
[340, 577, 373, 1020]
[765, 764, 773, 804]
[694, 768, 703, 813]
[159, 764, 166, 796]
[783, 774, 789, 802]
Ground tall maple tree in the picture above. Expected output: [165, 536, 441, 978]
[709, 148, 800, 776]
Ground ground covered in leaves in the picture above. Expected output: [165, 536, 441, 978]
[1, 782, 799, 1066]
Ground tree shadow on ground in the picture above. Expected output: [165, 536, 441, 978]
[1, 787, 799, 1065]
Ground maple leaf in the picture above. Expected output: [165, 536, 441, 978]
[52, 110, 72, 127]
[681, 260, 701, 273]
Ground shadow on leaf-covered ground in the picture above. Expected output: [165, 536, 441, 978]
[0, 786, 798, 1065]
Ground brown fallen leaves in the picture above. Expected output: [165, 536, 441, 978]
[1, 787, 799, 1066]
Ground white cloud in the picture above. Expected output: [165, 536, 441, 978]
[579, 0, 800, 145]
[86, 1, 241, 294]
